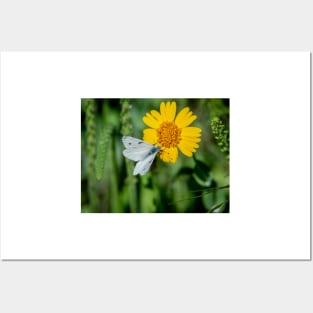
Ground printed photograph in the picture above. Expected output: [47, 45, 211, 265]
[81, 99, 229, 213]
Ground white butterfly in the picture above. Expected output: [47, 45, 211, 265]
[122, 136, 160, 176]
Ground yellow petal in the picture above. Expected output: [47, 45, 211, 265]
[165, 101, 176, 121]
[143, 128, 158, 144]
[180, 139, 199, 149]
[159, 147, 178, 163]
[175, 107, 189, 125]
[175, 107, 197, 128]
[177, 114, 197, 128]
[178, 142, 194, 157]
[160, 102, 166, 119]
[181, 136, 201, 143]
[143, 112, 161, 129]
[159, 101, 176, 121]
[181, 127, 202, 137]
[150, 110, 163, 122]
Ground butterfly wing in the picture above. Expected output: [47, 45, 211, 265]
[133, 150, 159, 176]
[122, 136, 149, 148]
[122, 136, 155, 161]
[122, 136, 160, 175]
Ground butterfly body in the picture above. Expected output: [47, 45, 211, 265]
[122, 136, 160, 176]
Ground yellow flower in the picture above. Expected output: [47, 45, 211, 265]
[142, 101, 202, 163]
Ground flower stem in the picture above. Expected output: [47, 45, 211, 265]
[120, 99, 138, 212]
[110, 134, 120, 212]
[85, 99, 98, 212]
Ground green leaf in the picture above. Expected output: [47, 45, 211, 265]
[95, 126, 113, 180]
[192, 159, 213, 187]
[208, 201, 227, 213]
[139, 174, 157, 213]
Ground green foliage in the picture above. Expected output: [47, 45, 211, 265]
[120, 99, 138, 212]
[120, 99, 133, 136]
[95, 126, 113, 181]
[84, 99, 97, 212]
[193, 157, 213, 187]
[139, 175, 158, 213]
[81, 98, 230, 213]
[211, 117, 229, 159]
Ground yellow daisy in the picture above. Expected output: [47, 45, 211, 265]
[142, 101, 202, 163]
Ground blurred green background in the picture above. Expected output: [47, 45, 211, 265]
[81, 99, 229, 213]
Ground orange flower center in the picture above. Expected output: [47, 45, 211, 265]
[156, 122, 181, 148]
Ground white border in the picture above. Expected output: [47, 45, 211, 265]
[0, 52, 310, 259]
